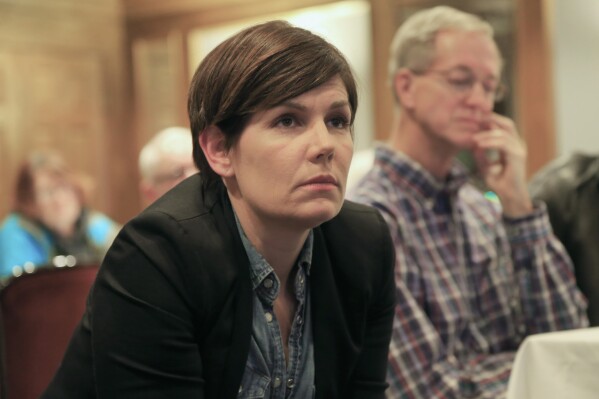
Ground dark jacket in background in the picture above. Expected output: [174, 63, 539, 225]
[41, 174, 396, 398]
[529, 153, 599, 325]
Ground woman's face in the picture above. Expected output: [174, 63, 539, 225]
[34, 171, 81, 237]
[225, 76, 354, 233]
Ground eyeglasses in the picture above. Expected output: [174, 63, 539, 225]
[36, 182, 74, 202]
[413, 66, 508, 103]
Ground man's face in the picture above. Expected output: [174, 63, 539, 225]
[141, 157, 197, 205]
[404, 30, 502, 153]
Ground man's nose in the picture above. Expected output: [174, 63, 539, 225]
[465, 82, 494, 111]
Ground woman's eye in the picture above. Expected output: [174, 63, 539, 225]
[330, 116, 350, 129]
[276, 116, 296, 127]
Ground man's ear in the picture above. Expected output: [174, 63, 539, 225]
[199, 125, 234, 177]
[139, 181, 156, 205]
[393, 68, 416, 109]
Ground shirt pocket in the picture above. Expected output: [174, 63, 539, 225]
[237, 367, 271, 399]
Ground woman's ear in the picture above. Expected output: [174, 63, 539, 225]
[199, 125, 234, 177]
[393, 68, 416, 109]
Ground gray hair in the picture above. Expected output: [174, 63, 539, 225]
[138, 126, 193, 182]
[388, 6, 497, 85]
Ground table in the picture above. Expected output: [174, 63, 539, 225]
[506, 327, 599, 399]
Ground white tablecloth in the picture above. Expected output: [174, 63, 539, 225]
[506, 327, 599, 399]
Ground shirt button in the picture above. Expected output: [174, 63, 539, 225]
[263, 278, 274, 288]
[287, 378, 295, 389]
[298, 273, 305, 284]
[296, 315, 303, 325]
[265, 312, 273, 322]
[273, 377, 281, 388]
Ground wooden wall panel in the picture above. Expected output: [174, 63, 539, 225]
[4, 51, 106, 207]
[0, 51, 19, 215]
[369, 0, 396, 141]
[515, 0, 556, 176]
[0, 0, 135, 222]
[131, 33, 188, 149]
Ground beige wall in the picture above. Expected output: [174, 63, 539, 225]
[552, 0, 599, 156]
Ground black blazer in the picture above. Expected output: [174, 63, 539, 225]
[530, 153, 599, 326]
[42, 175, 396, 399]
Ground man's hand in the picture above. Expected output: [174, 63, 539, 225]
[472, 113, 533, 218]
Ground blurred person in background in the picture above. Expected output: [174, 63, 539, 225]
[530, 152, 599, 326]
[138, 126, 197, 207]
[0, 150, 120, 277]
[348, 6, 588, 398]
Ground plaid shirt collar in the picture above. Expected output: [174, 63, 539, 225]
[374, 144, 470, 208]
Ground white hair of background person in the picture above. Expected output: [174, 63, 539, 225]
[139, 127, 194, 182]
[387, 6, 499, 87]
[138, 126, 197, 205]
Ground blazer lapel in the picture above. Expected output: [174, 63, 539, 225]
[211, 184, 254, 399]
[311, 227, 347, 398]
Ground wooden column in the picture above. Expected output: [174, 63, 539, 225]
[369, 0, 397, 141]
[515, 0, 556, 176]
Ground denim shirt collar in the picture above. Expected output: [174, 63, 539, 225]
[233, 210, 313, 295]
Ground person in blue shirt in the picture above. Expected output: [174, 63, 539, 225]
[0, 150, 120, 277]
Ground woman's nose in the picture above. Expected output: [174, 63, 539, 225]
[316, 150, 335, 162]
[311, 123, 335, 162]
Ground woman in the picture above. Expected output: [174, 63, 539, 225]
[43, 21, 395, 398]
[0, 151, 120, 277]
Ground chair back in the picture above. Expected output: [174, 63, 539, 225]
[0, 264, 99, 399]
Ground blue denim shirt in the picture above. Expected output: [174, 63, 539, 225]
[235, 216, 315, 398]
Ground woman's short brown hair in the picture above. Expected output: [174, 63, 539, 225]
[188, 20, 358, 186]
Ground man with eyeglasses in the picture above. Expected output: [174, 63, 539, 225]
[348, 6, 588, 398]
[138, 126, 198, 208]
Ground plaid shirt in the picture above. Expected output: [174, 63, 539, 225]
[349, 145, 588, 399]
